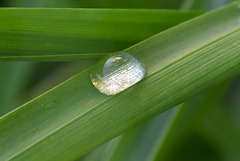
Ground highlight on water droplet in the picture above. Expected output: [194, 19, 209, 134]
[90, 51, 146, 95]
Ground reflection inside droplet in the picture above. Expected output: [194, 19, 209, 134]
[90, 52, 146, 95]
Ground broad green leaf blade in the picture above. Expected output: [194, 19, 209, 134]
[0, 9, 201, 61]
[1, 2, 240, 161]
[29, 58, 180, 161]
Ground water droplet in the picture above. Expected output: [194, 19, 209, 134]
[90, 52, 146, 95]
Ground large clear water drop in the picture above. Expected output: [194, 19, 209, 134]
[90, 52, 146, 95]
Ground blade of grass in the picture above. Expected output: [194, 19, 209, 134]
[0, 9, 201, 61]
[1, 2, 240, 161]
[26, 54, 181, 161]
[27, 54, 180, 161]
[101, 91, 213, 161]
[2, 0, 184, 9]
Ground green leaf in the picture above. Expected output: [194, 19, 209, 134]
[0, 9, 202, 61]
[2, 0, 184, 9]
[1, 2, 240, 161]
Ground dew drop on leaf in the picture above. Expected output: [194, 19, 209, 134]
[90, 51, 146, 95]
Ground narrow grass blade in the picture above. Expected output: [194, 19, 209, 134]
[0, 9, 201, 61]
[2, 0, 184, 9]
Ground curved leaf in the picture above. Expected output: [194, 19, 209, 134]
[0, 9, 201, 61]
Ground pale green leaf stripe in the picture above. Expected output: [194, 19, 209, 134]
[0, 9, 201, 61]
[1, 2, 240, 161]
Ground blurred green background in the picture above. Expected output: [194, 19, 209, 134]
[1, 0, 240, 161]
